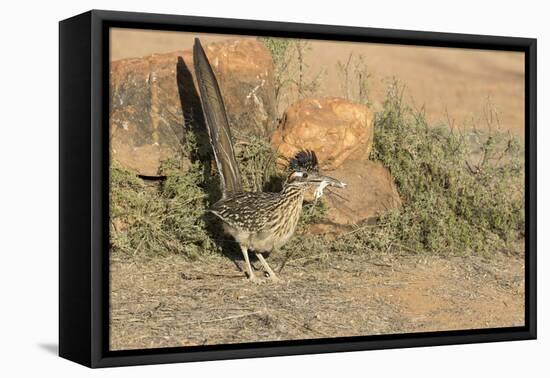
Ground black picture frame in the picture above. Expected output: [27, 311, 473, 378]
[59, 9, 537, 368]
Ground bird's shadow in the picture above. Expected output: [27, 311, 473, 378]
[175, 56, 242, 263]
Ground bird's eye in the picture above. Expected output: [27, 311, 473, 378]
[302, 172, 308, 178]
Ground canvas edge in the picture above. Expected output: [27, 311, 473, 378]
[59, 11, 93, 367]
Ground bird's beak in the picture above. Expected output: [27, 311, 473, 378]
[307, 174, 346, 188]
[310, 174, 346, 201]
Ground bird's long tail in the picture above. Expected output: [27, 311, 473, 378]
[193, 38, 243, 196]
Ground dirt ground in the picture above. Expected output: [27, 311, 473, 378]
[110, 250, 524, 350]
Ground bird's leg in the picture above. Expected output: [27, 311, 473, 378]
[255, 252, 281, 282]
[240, 245, 258, 282]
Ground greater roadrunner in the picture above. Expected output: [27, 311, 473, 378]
[193, 38, 346, 282]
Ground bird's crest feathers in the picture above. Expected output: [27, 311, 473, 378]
[289, 150, 319, 173]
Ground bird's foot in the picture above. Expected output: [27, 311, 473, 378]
[263, 271, 282, 283]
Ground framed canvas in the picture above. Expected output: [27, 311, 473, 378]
[59, 10, 536, 368]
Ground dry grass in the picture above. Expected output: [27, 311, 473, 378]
[110, 249, 524, 350]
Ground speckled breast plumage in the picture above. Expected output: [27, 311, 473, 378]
[209, 186, 305, 252]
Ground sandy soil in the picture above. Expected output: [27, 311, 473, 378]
[110, 28, 525, 136]
[110, 251, 524, 350]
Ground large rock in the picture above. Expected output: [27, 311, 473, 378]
[271, 97, 374, 170]
[203, 40, 276, 137]
[110, 39, 276, 176]
[308, 149, 402, 235]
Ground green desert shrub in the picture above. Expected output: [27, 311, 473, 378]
[259, 37, 323, 114]
[109, 159, 217, 259]
[336, 53, 372, 105]
[234, 135, 282, 192]
[360, 80, 524, 255]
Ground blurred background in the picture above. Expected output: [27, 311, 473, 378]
[111, 28, 525, 136]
